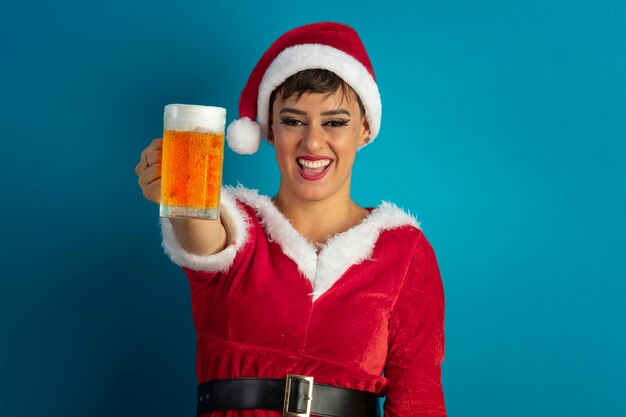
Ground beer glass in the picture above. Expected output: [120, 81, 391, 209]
[160, 104, 226, 219]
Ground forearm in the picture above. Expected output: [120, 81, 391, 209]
[169, 217, 227, 256]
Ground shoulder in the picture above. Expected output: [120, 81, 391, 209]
[221, 184, 293, 237]
[222, 185, 277, 226]
[368, 200, 441, 291]
[222, 185, 294, 244]
[367, 200, 421, 232]
[366, 199, 430, 258]
[220, 186, 258, 243]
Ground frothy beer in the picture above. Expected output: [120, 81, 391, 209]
[160, 104, 226, 219]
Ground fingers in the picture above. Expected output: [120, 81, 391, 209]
[142, 178, 162, 204]
[138, 163, 162, 187]
[143, 149, 162, 169]
[137, 164, 162, 204]
[136, 138, 164, 204]
[135, 138, 163, 175]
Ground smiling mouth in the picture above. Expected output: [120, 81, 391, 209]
[296, 158, 332, 180]
[298, 158, 331, 169]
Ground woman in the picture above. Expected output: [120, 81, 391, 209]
[136, 22, 446, 417]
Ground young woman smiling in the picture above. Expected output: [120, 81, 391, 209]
[136, 22, 446, 417]
[269, 71, 370, 247]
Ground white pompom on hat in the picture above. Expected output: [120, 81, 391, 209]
[226, 22, 382, 155]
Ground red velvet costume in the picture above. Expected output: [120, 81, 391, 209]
[161, 186, 446, 416]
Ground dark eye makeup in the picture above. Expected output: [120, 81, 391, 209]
[279, 118, 350, 127]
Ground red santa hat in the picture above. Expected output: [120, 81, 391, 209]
[226, 22, 382, 155]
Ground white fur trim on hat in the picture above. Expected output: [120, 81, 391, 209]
[226, 117, 261, 154]
[257, 44, 382, 143]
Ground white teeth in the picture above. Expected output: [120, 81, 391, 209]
[298, 159, 331, 169]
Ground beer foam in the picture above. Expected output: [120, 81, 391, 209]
[164, 104, 226, 133]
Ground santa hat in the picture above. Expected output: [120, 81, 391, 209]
[226, 22, 382, 155]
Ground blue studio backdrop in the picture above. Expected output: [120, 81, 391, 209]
[1, 1, 624, 416]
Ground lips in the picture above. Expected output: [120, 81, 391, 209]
[296, 156, 333, 181]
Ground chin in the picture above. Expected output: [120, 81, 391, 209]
[292, 184, 334, 202]
[280, 165, 352, 203]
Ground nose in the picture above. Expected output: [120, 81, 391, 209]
[302, 124, 324, 151]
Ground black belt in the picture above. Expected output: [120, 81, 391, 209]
[197, 375, 382, 417]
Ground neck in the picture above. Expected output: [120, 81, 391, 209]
[273, 185, 366, 245]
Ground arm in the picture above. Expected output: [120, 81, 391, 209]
[169, 218, 227, 256]
[384, 233, 447, 416]
[136, 138, 227, 255]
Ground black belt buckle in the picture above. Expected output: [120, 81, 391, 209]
[283, 374, 314, 417]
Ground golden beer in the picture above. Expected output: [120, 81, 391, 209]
[160, 104, 226, 219]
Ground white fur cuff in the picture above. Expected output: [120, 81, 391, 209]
[160, 188, 250, 272]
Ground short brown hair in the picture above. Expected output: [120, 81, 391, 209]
[269, 69, 366, 119]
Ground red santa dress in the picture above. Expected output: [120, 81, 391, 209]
[160, 186, 446, 416]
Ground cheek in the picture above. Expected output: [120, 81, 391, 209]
[332, 141, 359, 170]
[273, 139, 295, 169]
[331, 128, 362, 153]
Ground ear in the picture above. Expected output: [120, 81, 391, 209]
[359, 117, 371, 146]
[267, 126, 274, 143]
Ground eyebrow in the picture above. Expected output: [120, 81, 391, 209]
[279, 107, 352, 117]
[322, 109, 351, 117]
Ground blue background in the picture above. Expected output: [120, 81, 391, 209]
[1, 1, 625, 416]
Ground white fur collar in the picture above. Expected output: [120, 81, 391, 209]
[229, 186, 420, 300]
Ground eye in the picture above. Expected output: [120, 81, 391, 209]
[324, 119, 350, 127]
[280, 118, 305, 127]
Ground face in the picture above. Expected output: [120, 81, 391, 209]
[270, 88, 370, 203]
